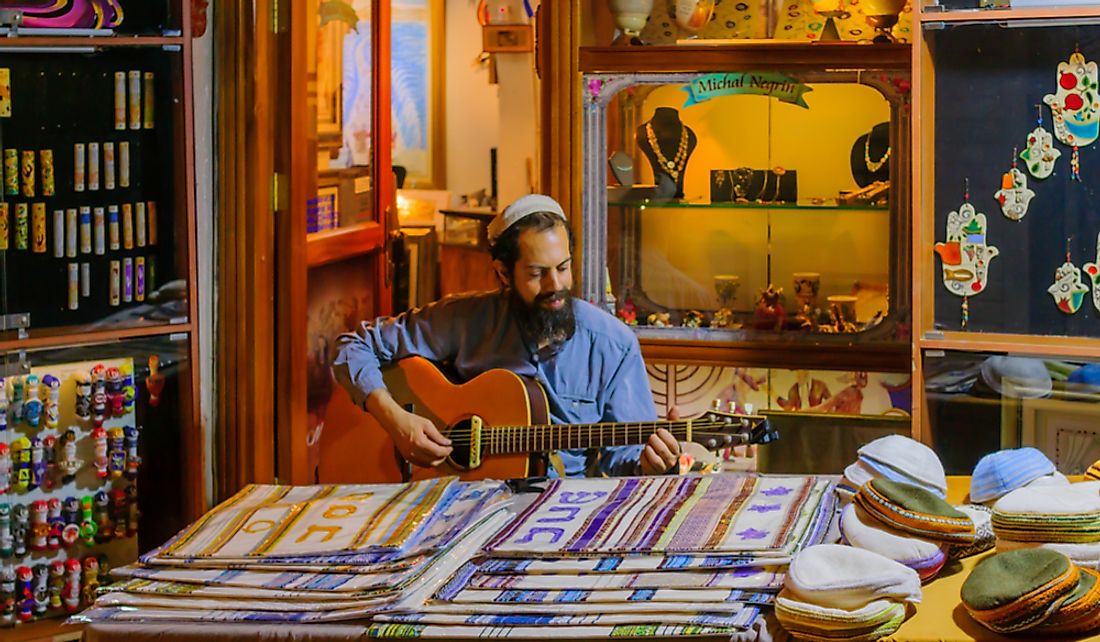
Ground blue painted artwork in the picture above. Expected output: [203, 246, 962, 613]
[343, 0, 433, 183]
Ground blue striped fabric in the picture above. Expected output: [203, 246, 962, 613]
[970, 448, 1056, 504]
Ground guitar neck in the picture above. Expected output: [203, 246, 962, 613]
[483, 420, 699, 455]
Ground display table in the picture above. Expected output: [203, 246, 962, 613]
[80, 476, 1099, 642]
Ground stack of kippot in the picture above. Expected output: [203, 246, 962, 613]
[993, 484, 1100, 569]
[776, 544, 920, 641]
[854, 479, 977, 547]
[839, 503, 947, 582]
[962, 548, 1100, 635]
[839, 435, 947, 501]
[970, 447, 1061, 505]
[1087, 458, 1100, 481]
[949, 504, 995, 559]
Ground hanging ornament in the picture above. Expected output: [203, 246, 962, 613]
[995, 147, 1035, 221]
[1083, 233, 1100, 314]
[1048, 238, 1090, 314]
[1020, 104, 1061, 179]
[1043, 49, 1100, 182]
[934, 180, 999, 330]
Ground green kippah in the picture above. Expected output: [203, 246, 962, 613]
[962, 548, 1071, 611]
[870, 478, 967, 520]
[1058, 567, 1096, 610]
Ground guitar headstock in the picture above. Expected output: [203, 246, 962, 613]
[690, 401, 779, 450]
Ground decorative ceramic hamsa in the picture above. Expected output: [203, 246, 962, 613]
[1020, 125, 1061, 179]
[933, 202, 1000, 297]
[1081, 233, 1100, 313]
[994, 167, 1035, 221]
[1044, 51, 1100, 149]
[1048, 260, 1090, 314]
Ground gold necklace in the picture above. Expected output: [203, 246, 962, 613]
[864, 136, 891, 173]
[645, 122, 689, 181]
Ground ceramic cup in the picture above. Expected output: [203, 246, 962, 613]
[608, 0, 655, 37]
[793, 272, 821, 309]
[827, 294, 858, 323]
[714, 274, 741, 309]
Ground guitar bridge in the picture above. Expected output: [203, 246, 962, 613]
[468, 415, 483, 469]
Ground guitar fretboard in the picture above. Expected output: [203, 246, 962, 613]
[482, 420, 709, 455]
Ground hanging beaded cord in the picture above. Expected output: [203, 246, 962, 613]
[961, 178, 970, 330]
[645, 122, 689, 181]
[864, 135, 891, 173]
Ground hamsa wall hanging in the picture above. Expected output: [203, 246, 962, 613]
[994, 149, 1035, 221]
[1043, 50, 1100, 182]
[1049, 243, 1090, 315]
[1083, 233, 1100, 314]
[1021, 105, 1061, 179]
[934, 194, 1000, 329]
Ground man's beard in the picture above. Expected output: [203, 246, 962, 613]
[511, 288, 576, 349]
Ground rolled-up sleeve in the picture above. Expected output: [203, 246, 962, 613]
[595, 340, 658, 477]
[332, 302, 458, 409]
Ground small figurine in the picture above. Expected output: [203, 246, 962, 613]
[15, 566, 32, 622]
[46, 498, 62, 551]
[28, 500, 47, 551]
[11, 437, 31, 492]
[60, 496, 80, 549]
[31, 564, 48, 615]
[125, 485, 140, 537]
[81, 556, 99, 607]
[40, 433, 57, 491]
[112, 489, 128, 540]
[11, 506, 28, 558]
[79, 496, 97, 545]
[752, 284, 787, 331]
[93, 491, 113, 543]
[712, 307, 735, 329]
[48, 560, 64, 611]
[106, 367, 125, 417]
[42, 374, 60, 429]
[108, 427, 126, 479]
[0, 443, 10, 494]
[0, 377, 8, 431]
[646, 311, 672, 327]
[0, 505, 11, 558]
[91, 364, 107, 427]
[91, 427, 108, 478]
[62, 558, 81, 613]
[1, 565, 14, 624]
[57, 428, 82, 484]
[29, 437, 46, 490]
[121, 362, 136, 414]
[681, 310, 705, 328]
[125, 425, 141, 479]
[22, 375, 42, 429]
[616, 298, 637, 326]
[73, 372, 92, 421]
[9, 376, 24, 425]
[146, 355, 166, 407]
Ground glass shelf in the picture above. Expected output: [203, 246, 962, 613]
[608, 199, 888, 211]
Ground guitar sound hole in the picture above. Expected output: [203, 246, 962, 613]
[446, 419, 480, 471]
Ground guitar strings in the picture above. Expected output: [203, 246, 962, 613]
[435, 419, 761, 448]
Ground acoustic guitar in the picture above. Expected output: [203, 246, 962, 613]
[360, 357, 778, 482]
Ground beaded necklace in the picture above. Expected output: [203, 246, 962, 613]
[864, 136, 891, 173]
[645, 122, 689, 181]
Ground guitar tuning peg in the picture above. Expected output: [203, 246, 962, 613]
[722, 434, 733, 445]
[727, 401, 737, 413]
[744, 403, 754, 415]
[712, 398, 722, 410]
[706, 438, 717, 449]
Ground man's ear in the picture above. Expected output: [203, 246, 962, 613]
[492, 259, 509, 287]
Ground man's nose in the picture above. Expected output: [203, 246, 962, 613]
[543, 271, 562, 292]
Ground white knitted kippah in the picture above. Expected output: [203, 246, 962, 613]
[487, 194, 567, 244]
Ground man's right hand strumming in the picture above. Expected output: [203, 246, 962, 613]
[367, 389, 452, 468]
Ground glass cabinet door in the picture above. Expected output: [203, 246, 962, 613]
[0, 46, 190, 339]
[582, 69, 910, 346]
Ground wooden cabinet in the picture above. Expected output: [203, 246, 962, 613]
[439, 208, 500, 296]
[913, 3, 1100, 472]
[0, 0, 203, 631]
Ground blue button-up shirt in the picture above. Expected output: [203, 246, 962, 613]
[332, 290, 657, 477]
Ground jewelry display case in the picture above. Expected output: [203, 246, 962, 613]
[913, 3, 1100, 467]
[575, 41, 912, 373]
[0, 0, 204, 630]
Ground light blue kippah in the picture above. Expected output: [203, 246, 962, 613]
[970, 447, 1056, 504]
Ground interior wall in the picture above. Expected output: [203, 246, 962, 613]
[445, 0, 500, 203]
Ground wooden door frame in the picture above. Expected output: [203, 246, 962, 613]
[214, 0, 279, 498]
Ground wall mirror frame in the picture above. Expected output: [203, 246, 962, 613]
[580, 69, 912, 368]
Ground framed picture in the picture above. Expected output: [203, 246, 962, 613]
[343, 0, 446, 188]
[1007, 384, 1100, 475]
[482, 24, 534, 53]
[316, 17, 347, 141]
